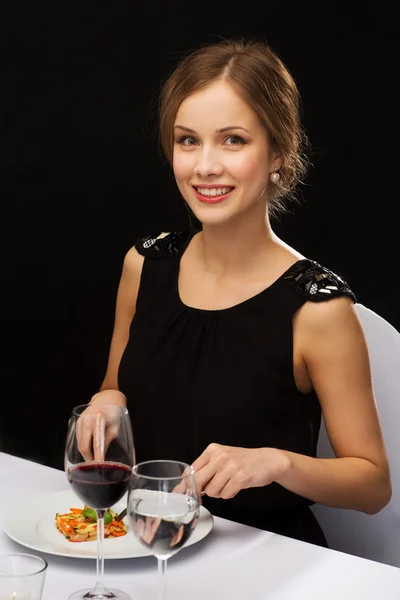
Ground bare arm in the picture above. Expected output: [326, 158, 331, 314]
[76, 246, 144, 459]
[275, 297, 392, 514]
[194, 298, 391, 514]
[90, 245, 144, 407]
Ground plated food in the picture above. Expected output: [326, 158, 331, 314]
[55, 506, 127, 542]
[4, 489, 214, 560]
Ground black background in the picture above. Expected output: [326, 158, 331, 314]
[1, 2, 398, 469]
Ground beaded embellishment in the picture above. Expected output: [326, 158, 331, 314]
[135, 234, 356, 302]
[135, 232, 191, 258]
[283, 259, 356, 303]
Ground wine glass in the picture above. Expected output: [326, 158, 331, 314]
[65, 403, 135, 600]
[127, 460, 200, 600]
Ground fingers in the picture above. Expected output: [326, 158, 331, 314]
[77, 414, 94, 462]
[172, 465, 197, 496]
[76, 408, 115, 462]
[203, 469, 232, 498]
[172, 480, 187, 495]
[192, 444, 217, 495]
[142, 516, 161, 544]
[94, 412, 106, 462]
[218, 480, 241, 500]
[134, 517, 145, 541]
[192, 443, 243, 499]
[182, 465, 195, 478]
[170, 525, 184, 547]
[191, 447, 213, 473]
[104, 424, 119, 456]
[194, 462, 216, 495]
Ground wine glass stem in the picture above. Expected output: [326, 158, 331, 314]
[94, 509, 107, 594]
[157, 558, 167, 600]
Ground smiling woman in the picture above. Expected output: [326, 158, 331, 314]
[171, 79, 276, 224]
[80, 38, 391, 549]
[159, 39, 308, 218]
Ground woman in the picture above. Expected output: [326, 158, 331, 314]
[79, 39, 391, 546]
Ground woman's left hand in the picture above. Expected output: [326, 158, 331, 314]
[192, 443, 290, 500]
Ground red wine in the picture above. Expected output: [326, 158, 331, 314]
[68, 462, 132, 509]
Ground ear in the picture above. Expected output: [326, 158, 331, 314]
[270, 149, 283, 171]
[271, 153, 284, 173]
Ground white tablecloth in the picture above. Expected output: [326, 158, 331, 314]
[1, 452, 399, 599]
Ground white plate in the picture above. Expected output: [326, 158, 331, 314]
[3, 489, 214, 560]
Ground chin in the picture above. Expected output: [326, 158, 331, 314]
[192, 210, 239, 228]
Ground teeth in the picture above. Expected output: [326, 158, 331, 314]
[196, 187, 232, 196]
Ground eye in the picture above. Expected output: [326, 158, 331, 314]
[224, 135, 247, 146]
[175, 135, 198, 146]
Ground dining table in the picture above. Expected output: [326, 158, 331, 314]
[1, 451, 399, 599]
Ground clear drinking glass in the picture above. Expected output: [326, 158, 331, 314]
[0, 553, 47, 600]
[65, 403, 135, 600]
[128, 460, 200, 600]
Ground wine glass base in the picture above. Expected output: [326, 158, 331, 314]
[69, 588, 131, 600]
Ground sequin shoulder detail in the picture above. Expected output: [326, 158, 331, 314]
[282, 259, 356, 303]
[135, 232, 191, 259]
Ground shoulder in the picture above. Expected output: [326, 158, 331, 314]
[282, 258, 356, 304]
[289, 261, 362, 367]
[297, 295, 361, 343]
[288, 259, 361, 347]
[123, 244, 145, 273]
[134, 231, 192, 259]
[117, 245, 145, 294]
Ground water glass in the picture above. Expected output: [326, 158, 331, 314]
[128, 460, 200, 600]
[0, 553, 47, 600]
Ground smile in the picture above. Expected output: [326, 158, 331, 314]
[192, 186, 235, 204]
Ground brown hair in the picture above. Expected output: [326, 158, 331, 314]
[158, 38, 310, 216]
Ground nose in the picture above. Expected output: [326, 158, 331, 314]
[194, 148, 223, 178]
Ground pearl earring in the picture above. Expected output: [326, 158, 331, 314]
[270, 168, 280, 184]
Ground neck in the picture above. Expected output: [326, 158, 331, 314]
[196, 213, 278, 279]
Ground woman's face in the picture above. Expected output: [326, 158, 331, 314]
[172, 79, 279, 226]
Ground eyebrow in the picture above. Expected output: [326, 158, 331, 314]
[174, 125, 251, 134]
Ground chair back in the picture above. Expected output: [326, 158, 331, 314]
[312, 304, 400, 566]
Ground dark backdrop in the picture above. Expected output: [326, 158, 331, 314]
[1, 2, 397, 469]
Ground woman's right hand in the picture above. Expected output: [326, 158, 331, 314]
[76, 389, 127, 462]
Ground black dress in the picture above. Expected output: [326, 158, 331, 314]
[118, 231, 356, 547]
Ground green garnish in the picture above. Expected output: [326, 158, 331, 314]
[82, 508, 113, 524]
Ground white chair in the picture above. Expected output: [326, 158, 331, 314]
[312, 303, 400, 567]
